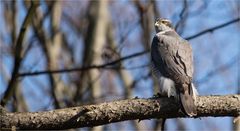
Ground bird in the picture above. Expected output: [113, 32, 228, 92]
[151, 18, 198, 117]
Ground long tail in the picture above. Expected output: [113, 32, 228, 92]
[179, 84, 197, 117]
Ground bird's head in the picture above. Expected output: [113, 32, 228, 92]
[154, 18, 173, 33]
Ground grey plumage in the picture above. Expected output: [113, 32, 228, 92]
[151, 18, 197, 117]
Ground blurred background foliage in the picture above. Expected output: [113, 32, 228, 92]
[0, 0, 239, 130]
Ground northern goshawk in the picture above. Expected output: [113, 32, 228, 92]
[151, 18, 197, 116]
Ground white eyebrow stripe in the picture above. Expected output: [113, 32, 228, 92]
[157, 29, 172, 35]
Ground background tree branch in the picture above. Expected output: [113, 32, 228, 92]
[15, 17, 240, 78]
[186, 17, 240, 40]
[0, 1, 39, 106]
[18, 50, 148, 77]
[1, 95, 239, 130]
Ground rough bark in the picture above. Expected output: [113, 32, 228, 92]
[0, 95, 239, 130]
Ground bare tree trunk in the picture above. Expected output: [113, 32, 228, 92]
[13, 85, 28, 112]
[105, 13, 145, 131]
[47, 1, 65, 108]
[30, 1, 65, 109]
[88, 0, 108, 100]
[1, 1, 28, 112]
[134, 1, 167, 130]
[89, 1, 108, 130]
[73, 0, 109, 130]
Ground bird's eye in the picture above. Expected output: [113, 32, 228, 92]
[162, 21, 171, 27]
[162, 21, 168, 24]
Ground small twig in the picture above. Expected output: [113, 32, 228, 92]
[175, 0, 188, 33]
[117, 20, 141, 53]
[186, 18, 240, 40]
[18, 50, 149, 77]
[104, 63, 149, 70]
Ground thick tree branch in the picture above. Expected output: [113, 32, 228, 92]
[1, 95, 239, 130]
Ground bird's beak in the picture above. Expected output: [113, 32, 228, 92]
[155, 22, 159, 27]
